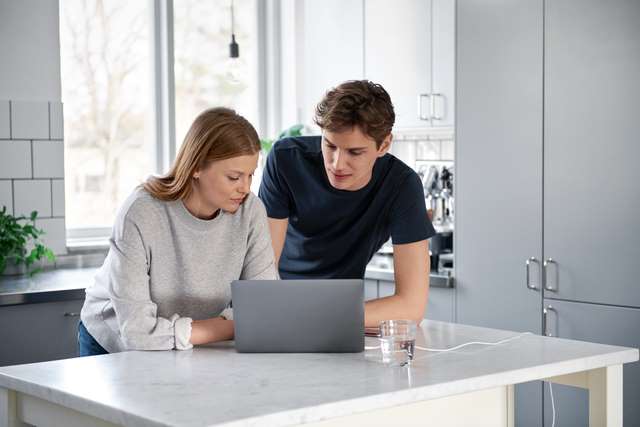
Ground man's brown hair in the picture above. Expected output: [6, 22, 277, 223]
[314, 80, 395, 148]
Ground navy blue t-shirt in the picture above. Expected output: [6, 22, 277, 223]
[258, 136, 435, 279]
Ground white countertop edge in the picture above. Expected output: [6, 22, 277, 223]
[0, 347, 637, 427]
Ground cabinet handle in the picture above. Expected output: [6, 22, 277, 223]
[543, 305, 557, 336]
[525, 257, 540, 290]
[417, 93, 431, 120]
[431, 93, 444, 121]
[64, 312, 80, 317]
[543, 258, 558, 292]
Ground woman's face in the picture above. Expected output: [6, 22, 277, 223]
[192, 153, 259, 215]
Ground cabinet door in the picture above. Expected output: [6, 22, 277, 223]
[543, 0, 640, 307]
[425, 287, 454, 323]
[431, 0, 455, 128]
[302, 0, 364, 126]
[364, 279, 378, 301]
[364, 0, 431, 129]
[542, 299, 640, 426]
[456, 0, 544, 425]
[0, 300, 83, 366]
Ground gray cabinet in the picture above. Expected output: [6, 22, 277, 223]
[542, 299, 640, 426]
[457, 0, 640, 425]
[456, 1, 544, 425]
[364, 279, 378, 301]
[378, 279, 455, 323]
[543, 0, 640, 308]
[0, 300, 82, 366]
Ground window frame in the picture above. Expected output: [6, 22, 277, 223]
[66, 0, 284, 248]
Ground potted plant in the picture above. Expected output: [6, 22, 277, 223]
[0, 207, 56, 277]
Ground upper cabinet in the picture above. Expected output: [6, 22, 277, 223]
[301, 0, 364, 126]
[300, 0, 455, 131]
[365, 0, 454, 130]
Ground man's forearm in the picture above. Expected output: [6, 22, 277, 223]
[364, 293, 427, 328]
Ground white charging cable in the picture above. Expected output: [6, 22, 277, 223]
[365, 331, 533, 352]
[547, 381, 556, 427]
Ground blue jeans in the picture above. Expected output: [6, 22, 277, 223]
[77, 321, 109, 357]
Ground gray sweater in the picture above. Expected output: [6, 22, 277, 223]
[80, 189, 277, 353]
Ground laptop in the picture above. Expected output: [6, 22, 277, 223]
[231, 279, 364, 353]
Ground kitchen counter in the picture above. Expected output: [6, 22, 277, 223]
[0, 321, 637, 426]
[0, 265, 451, 308]
[0, 268, 97, 306]
[364, 266, 454, 288]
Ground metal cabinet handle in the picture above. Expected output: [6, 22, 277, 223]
[543, 258, 558, 292]
[525, 257, 540, 290]
[418, 93, 431, 120]
[543, 305, 557, 336]
[431, 93, 444, 121]
[64, 312, 80, 317]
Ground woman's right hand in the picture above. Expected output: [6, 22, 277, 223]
[190, 317, 234, 345]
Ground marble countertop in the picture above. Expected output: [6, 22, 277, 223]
[0, 320, 636, 427]
[0, 267, 98, 306]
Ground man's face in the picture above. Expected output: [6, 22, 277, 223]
[321, 127, 391, 191]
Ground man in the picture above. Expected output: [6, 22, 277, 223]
[259, 80, 435, 327]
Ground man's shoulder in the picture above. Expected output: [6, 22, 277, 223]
[272, 135, 321, 157]
[379, 154, 420, 186]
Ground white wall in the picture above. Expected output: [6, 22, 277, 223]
[0, 0, 66, 256]
[0, 0, 61, 101]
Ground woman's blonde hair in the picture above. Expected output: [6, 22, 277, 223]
[144, 107, 260, 201]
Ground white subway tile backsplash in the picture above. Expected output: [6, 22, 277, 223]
[49, 102, 64, 140]
[33, 140, 64, 178]
[416, 140, 441, 160]
[13, 179, 52, 218]
[10, 101, 50, 139]
[0, 180, 12, 214]
[35, 217, 67, 255]
[0, 101, 10, 138]
[440, 139, 455, 160]
[51, 179, 65, 217]
[0, 140, 31, 178]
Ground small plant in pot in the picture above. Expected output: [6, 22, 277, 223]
[0, 207, 56, 276]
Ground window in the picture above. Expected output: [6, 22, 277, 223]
[59, 0, 153, 230]
[59, 0, 264, 240]
[173, 0, 259, 147]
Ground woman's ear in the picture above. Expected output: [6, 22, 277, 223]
[377, 133, 393, 157]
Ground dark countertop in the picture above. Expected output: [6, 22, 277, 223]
[0, 264, 453, 308]
[0, 268, 97, 307]
[364, 267, 454, 288]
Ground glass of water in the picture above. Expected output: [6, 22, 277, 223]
[379, 320, 417, 366]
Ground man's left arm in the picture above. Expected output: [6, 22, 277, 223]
[364, 239, 429, 327]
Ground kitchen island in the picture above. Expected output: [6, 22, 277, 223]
[0, 320, 637, 427]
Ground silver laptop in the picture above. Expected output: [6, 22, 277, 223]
[231, 279, 364, 353]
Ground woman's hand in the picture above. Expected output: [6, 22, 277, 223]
[190, 317, 234, 345]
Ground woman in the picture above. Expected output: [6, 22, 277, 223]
[78, 107, 277, 356]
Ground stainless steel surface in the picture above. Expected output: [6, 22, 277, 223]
[364, 266, 454, 288]
[0, 268, 98, 307]
[525, 257, 540, 290]
[543, 305, 556, 337]
[543, 258, 557, 292]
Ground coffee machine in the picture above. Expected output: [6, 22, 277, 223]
[419, 165, 454, 272]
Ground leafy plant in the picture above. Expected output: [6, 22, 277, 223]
[260, 124, 304, 153]
[0, 207, 56, 276]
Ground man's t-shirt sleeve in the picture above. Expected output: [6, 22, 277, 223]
[388, 172, 436, 244]
[258, 146, 291, 219]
